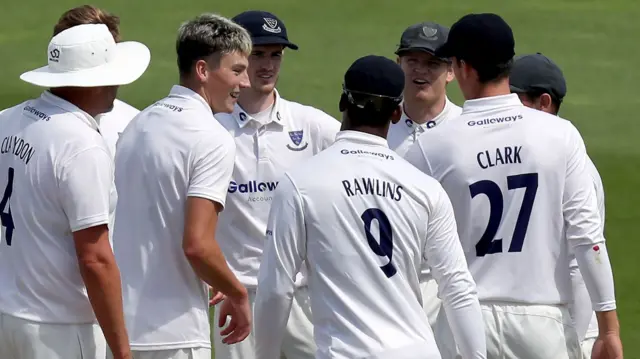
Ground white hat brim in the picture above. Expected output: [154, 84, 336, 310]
[19, 41, 151, 88]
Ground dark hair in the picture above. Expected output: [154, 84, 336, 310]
[521, 90, 562, 115]
[473, 58, 513, 84]
[340, 92, 400, 128]
[54, 5, 121, 42]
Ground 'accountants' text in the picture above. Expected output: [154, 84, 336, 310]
[342, 177, 403, 201]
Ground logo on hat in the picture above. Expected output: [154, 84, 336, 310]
[49, 48, 61, 63]
[422, 26, 438, 40]
[262, 18, 282, 34]
[286, 130, 308, 151]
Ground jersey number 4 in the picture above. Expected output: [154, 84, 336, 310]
[469, 173, 538, 257]
[361, 208, 397, 278]
[0, 167, 15, 246]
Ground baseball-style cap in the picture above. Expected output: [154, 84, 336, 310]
[395, 22, 449, 60]
[20, 23, 150, 88]
[510, 53, 566, 102]
[436, 13, 514, 67]
[343, 55, 404, 109]
[232, 10, 298, 50]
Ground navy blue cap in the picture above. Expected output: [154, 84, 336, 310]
[232, 10, 298, 50]
[510, 53, 566, 102]
[344, 55, 404, 99]
[396, 22, 449, 60]
[436, 13, 514, 67]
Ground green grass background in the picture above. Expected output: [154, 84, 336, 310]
[1, 0, 638, 357]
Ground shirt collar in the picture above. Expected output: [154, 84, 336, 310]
[335, 130, 389, 148]
[461, 93, 522, 114]
[40, 91, 100, 133]
[400, 96, 455, 134]
[232, 89, 284, 128]
[168, 85, 211, 113]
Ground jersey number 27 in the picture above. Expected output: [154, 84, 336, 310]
[469, 173, 538, 257]
[1, 167, 15, 246]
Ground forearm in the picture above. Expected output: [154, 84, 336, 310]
[185, 238, 247, 299]
[79, 259, 130, 358]
[573, 242, 618, 335]
[441, 273, 487, 359]
[569, 260, 594, 340]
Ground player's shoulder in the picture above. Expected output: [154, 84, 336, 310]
[112, 99, 140, 118]
[280, 95, 340, 128]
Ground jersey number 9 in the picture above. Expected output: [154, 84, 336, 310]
[361, 208, 397, 278]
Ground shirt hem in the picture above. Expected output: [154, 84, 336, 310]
[130, 341, 211, 351]
[71, 215, 110, 232]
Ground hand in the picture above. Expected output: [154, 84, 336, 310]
[591, 332, 623, 359]
[209, 288, 226, 306]
[217, 294, 251, 344]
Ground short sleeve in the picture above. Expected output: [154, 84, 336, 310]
[187, 134, 236, 208]
[59, 147, 114, 232]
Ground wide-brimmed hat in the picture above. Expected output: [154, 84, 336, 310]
[20, 23, 150, 88]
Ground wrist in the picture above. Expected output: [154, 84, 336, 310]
[228, 283, 248, 301]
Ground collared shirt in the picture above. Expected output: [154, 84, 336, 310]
[387, 97, 461, 157]
[214, 89, 340, 289]
[97, 99, 140, 157]
[0, 91, 114, 324]
[404, 94, 615, 311]
[112, 85, 236, 350]
[254, 130, 486, 359]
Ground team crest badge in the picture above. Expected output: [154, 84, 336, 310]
[287, 130, 308, 151]
[263, 18, 282, 34]
[422, 26, 438, 39]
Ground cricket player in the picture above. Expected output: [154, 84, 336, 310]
[391, 20, 462, 329]
[254, 55, 486, 359]
[52, 5, 140, 157]
[213, 10, 340, 359]
[112, 13, 252, 359]
[509, 53, 603, 359]
[0, 23, 150, 359]
[404, 13, 622, 359]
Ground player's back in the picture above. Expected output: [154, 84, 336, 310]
[410, 94, 587, 305]
[0, 94, 110, 323]
[112, 86, 235, 347]
[287, 130, 440, 358]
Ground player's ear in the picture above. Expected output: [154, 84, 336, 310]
[446, 61, 455, 83]
[539, 93, 553, 112]
[339, 93, 348, 112]
[194, 59, 208, 83]
[390, 104, 402, 124]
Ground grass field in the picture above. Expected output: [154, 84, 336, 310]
[2, 0, 639, 357]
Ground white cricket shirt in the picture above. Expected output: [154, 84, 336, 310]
[570, 156, 604, 340]
[254, 131, 486, 359]
[214, 89, 340, 289]
[96, 99, 139, 157]
[0, 91, 114, 324]
[387, 97, 461, 157]
[112, 85, 236, 350]
[404, 94, 616, 311]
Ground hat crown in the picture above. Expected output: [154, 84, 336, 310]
[47, 24, 116, 74]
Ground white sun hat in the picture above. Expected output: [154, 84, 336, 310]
[20, 23, 151, 88]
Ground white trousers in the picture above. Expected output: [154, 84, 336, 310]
[0, 312, 106, 359]
[434, 302, 582, 359]
[213, 286, 315, 359]
[580, 337, 595, 359]
[128, 348, 210, 359]
[420, 278, 442, 330]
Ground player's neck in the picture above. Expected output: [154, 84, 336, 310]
[237, 90, 276, 115]
[467, 80, 511, 100]
[49, 88, 106, 117]
[403, 96, 446, 124]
